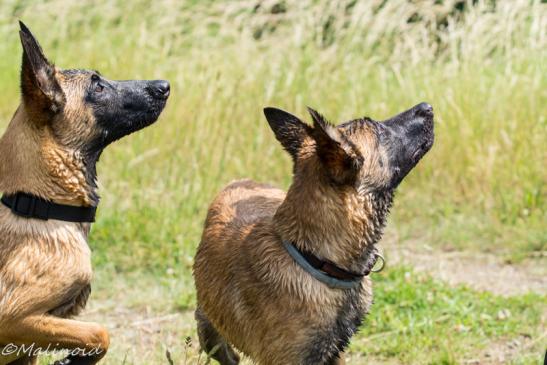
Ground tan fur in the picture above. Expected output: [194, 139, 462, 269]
[0, 78, 97, 207]
[193, 106, 413, 365]
[1, 22, 169, 365]
[194, 174, 375, 364]
[0, 93, 108, 365]
[1, 29, 108, 365]
[276, 132, 390, 267]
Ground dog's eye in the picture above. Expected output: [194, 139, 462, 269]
[91, 74, 103, 93]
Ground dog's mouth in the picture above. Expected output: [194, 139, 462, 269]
[412, 138, 433, 162]
[411, 114, 434, 163]
[384, 114, 434, 188]
[126, 100, 168, 132]
[122, 89, 169, 127]
[91, 98, 169, 151]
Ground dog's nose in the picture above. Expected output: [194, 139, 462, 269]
[415, 102, 433, 118]
[150, 80, 170, 100]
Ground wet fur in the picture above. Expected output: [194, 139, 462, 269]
[194, 149, 388, 364]
[193, 105, 433, 364]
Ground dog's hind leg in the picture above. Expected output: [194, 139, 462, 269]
[195, 308, 240, 365]
[2, 315, 109, 365]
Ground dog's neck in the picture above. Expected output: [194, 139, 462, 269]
[0, 106, 99, 207]
[273, 155, 393, 272]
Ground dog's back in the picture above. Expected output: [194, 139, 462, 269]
[203, 179, 284, 233]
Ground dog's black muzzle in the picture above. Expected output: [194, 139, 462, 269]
[146, 80, 171, 101]
[379, 102, 435, 187]
[89, 79, 171, 150]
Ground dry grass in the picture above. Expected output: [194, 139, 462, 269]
[0, 2, 544, 262]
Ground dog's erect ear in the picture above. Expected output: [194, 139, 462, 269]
[308, 107, 363, 185]
[264, 107, 312, 160]
[19, 21, 65, 116]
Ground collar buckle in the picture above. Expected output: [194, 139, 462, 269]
[371, 253, 385, 273]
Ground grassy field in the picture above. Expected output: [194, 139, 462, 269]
[0, 0, 545, 364]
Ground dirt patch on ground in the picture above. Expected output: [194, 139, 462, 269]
[382, 242, 547, 364]
[81, 307, 203, 364]
[75, 243, 547, 364]
[465, 333, 547, 365]
[81, 306, 394, 365]
[384, 242, 547, 296]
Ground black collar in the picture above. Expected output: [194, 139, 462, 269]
[1, 192, 97, 223]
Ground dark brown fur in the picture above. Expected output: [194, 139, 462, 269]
[194, 105, 434, 364]
[0, 22, 168, 365]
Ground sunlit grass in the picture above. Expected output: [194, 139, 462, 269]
[1, 1, 545, 363]
[0, 1, 544, 268]
[353, 267, 545, 364]
[33, 267, 546, 365]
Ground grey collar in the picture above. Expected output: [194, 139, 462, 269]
[283, 241, 384, 290]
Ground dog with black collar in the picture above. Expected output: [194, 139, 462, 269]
[0, 22, 169, 365]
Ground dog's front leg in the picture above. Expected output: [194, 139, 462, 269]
[2, 315, 109, 365]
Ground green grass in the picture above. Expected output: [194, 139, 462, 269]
[0, 1, 545, 264]
[0, 0, 546, 364]
[34, 267, 546, 365]
[353, 267, 545, 364]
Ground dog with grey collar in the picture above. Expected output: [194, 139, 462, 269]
[193, 104, 434, 364]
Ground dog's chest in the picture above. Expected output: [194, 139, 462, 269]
[0, 212, 94, 317]
[303, 283, 372, 364]
[39, 227, 94, 317]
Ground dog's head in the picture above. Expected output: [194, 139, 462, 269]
[18, 21, 170, 160]
[264, 103, 434, 194]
